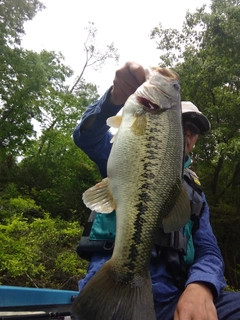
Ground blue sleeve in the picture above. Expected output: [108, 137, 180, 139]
[73, 87, 123, 178]
[78, 254, 111, 292]
[185, 193, 226, 298]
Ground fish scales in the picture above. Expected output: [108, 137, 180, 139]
[108, 110, 184, 279]
[71, 67, 191, 320]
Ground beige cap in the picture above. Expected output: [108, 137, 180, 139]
[182, 101, 211, 134]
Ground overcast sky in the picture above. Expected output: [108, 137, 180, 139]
[22, 0, 211, 95]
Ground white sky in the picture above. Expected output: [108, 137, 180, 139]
[22, 0, 210, 95]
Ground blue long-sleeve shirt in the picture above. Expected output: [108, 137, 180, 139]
[73, 88, 226, 302]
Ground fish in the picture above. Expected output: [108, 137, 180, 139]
[71, 67, 191, 320]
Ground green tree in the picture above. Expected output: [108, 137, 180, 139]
[0, 0, 45, 46]
[15, 131, 101, 223]
[0, 0, 44, 158]
[0, 0, 120, 289]
[0, 49, 74, 158]
[0, 210, 88, 290]
[151, 0, 240, 288]
[0, 0, 117, 164]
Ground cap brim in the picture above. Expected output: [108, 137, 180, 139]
[182, 112, 211, 134]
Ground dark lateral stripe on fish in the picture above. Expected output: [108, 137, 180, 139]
[123, 179, 157, 272]
[122, 120, 163, 275]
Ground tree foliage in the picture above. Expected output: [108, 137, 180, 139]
[151, 0, 240, 288]
[0, 210, 88, 290]
[0, 49, 75, 159]
[14, 131, 101, 223]
[0, 0, 45, 46]
[0, 0, 115, 289]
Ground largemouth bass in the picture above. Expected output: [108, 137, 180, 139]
[71, 67, 191, 320]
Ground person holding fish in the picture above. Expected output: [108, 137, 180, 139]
[72, 62, 240, 320]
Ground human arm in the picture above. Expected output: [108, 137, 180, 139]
[73, 62, 145, 177]
[73, 88, 122, 178]
[174, 193, 225, 319]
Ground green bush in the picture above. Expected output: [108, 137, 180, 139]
[0, 211, 88, 290]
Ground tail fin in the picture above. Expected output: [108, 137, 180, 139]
[71, 260, 156, 320]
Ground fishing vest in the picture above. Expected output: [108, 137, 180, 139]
[76, 168, 205, 268]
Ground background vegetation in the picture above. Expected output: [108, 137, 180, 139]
[151, 0, 240, 288]
[1, 0, 240, 290]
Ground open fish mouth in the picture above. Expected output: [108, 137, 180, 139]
[137, 96, 162, 113]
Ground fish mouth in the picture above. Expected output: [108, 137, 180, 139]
[137, 96, 162, 113]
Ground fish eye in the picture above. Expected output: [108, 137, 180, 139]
[173, 83, 180, 91]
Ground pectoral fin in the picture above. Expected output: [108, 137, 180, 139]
[82, 178, 116, 213]
[162, 184, 191, 233]
[130, 113, 147, 135]
[107, 115, 122, 128]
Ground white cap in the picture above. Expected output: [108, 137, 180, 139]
[182, 101, 211, 134]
